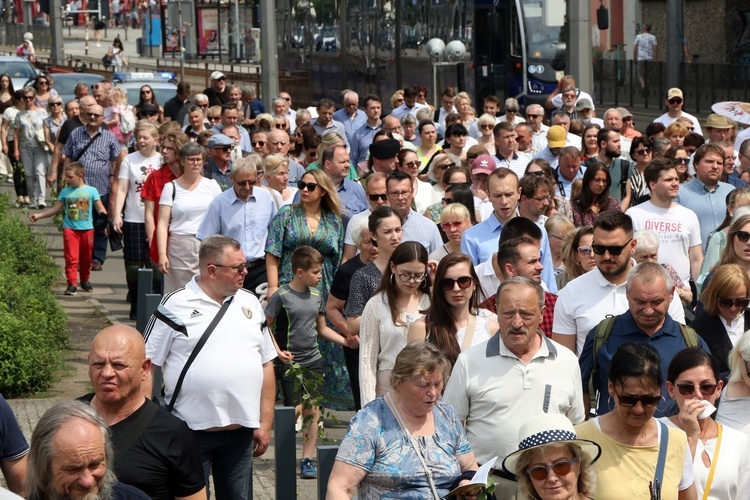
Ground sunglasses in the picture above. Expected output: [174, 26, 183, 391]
[616, 393, 661, 407]
[577, 245, 592, 256]
[38, 81, 49, 85]
[141, 90, 152, 95]
[674, 158, 689, 164]
[214, 146, 232, 153]
[669, 98, 683, 104]
[717, 297, 750, 309]
[675, 383, 718, 397]
[23, 96, 34, 100]
[141, 112, 157, 117]
[209, 116, 222, 121]
[236, 179, 258, 187]
[307, 151, 318, 158]
[526, 458, 577, 481]
[297, 180, 319, 191]
[592, 238, 632, 256]
[440, 221, 464, 231]
[440, 276, 473, 291]
[49, 102, 62, 107]
[442, 198, 454, 205]
[396, 98, 404, 103]
[198, 103, 209, 108]
[634, 148, 652, 155]
[368, 193, 387, 201]
[252, 140, 266, 147]
[275, 123, 287, 129]
[405, 160, 421, 168]
[527, 170, 545, 177]
[283, 97, 291, 102]
[735, 230, 750, 243]
[87, 112, 103, 117]
[480, 124, 494, 130]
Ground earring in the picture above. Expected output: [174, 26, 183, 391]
[657, 396, 668, 414]
[390, 273, 395, 284]
[607, 395, 615, 412]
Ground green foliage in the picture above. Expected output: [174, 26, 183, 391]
[285, 360, 339, 441]
[0, 195, 68, 396]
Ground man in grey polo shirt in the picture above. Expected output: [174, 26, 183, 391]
[385, 170, 442, 254]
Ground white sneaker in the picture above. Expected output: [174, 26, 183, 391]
[96, 42, 101, 47]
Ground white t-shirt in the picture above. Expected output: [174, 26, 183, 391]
[414, 178, 440, 214]
[626, 201, 702, 283]
[654, 111, 704, 137]
[344, 208, 372, 248]
[118, 151, 162, 222]
[159, 177, 222, 235]
[1, 107, 19, 138]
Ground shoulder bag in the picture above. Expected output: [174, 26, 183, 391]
[72, 131, 102, 162]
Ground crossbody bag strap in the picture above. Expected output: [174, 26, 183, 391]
[460, 314, 477, 351]
[701, 424, 723, 500]
[167, 297, 233, 412]
[73, 131, 102, 162]
[384, 392, 441, 500]
[653, 420, 669, 493]
[113, 400, 158, 465]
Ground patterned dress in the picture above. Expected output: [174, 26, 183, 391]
[265, 204, 354, 410]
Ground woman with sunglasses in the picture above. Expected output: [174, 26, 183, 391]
[621, 136, 653, 210]
[13, 86, 49, 209]
[662, 348, 750, 499]
[397, 148, 438, 214]
[571, 162, 622, 227]
[416, 120, 441, 167]
[556, 226, 595, 291]
[664, 145, 692, 183]
[427, 203, 473, 262]
[134, 85, 163, 123]
[576, 342, 698, 500]
[408, 251, 497, 366]
[32, 76, 53, 111]
[359, 241, 431, 405]
[700, 190, 750, 282]
[475, 113, 497, 156]
[717, 333, 750, 437]
[42, 96, 65, 156]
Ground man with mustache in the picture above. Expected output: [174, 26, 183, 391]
[443, 276, 584, 499]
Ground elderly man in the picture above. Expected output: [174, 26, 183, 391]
[144, 235, 276, 499]
[368, 138, 400, 173]
[62, 103, 126, 271]
[526, 104, 549, 155]
[211, 103, 252, 154]
[579, 262, 709, 418]
[545, 74, 594, 112]
[601, 108, 632, 160]
[203, 71, 229, 106]
[739, 139, 750, 173]
[240, 86, 265, 128]
[653, 88, 703, 135]
[197, 158, 278, 297]
[576, 98, 603, 127]
[443, 277, 585, 498]
[26, 401, 150, 499]
[266, 129, 305, 184]
[203, 134, 234, 191]
[552, 211, 685, 355]
[278, 91, 297, 129]
[81, 325, 206, 499]
[311, 98, 349, 149]
[385, 170, 442, 254]
[514, 123, 533, 154]
[221, 124, 244, 163]
[350, 94, 383, 164]
[0, 395, 27, 496]
[333, 91, 367, 144]
[533, 124, 566, 170]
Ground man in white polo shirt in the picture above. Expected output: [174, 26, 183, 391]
[552, 211, 685, 355]
[444, 277, 584, 499]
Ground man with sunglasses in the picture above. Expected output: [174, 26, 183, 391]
[203, 71, 230, 107]
[553, 211, 685, 356]
[266, 129, 305, 185]
[342, 172, 387, 260]
[653, 88, 703, 136]
[625, 158, 703, 287]
[144, 235, 277, 500]
[444, 276, 584, 499]
[49, 96, 95, 188]
[203, 134, 234, 191]
[579, 262, 709, 417]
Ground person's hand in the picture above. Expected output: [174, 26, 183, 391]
[678, 398, 705, 437]
[1, 145, 7, 155]
[28, 214, 38, 222]
[277, 350, 294, 363]
[46, 172, 57, 187]
[112, 214, 124, 233]
[13, 150, 19, 161]
[427, 260, 438, 276]
[253, 427, 270, 457]
[158, 256, 170, 274]
[346, 334, 360, 349]
[455, 480, 480, 500]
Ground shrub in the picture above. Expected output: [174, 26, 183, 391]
[0, 196, 68, 396]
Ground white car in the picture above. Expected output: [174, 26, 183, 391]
[113, 71, 177, 107]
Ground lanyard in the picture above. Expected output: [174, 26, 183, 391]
[701, 423, 723, 500]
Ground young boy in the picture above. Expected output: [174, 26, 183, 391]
[265, 245, 347, 480]
[29, 163, 106, 296]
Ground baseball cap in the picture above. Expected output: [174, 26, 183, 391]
[616, 107, 633, 119]
[547, 125, 567, 149]
[208, 134, 234, 148]
[667, 88, 683, 100]
[575, 98, 594, 112]
[210, 71, 226, 81]
[471, 154, 495, 176]
[706, 114, 732, 129]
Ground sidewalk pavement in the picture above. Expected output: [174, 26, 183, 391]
[2, 181, 355, 499]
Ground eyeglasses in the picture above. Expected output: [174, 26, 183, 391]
[184, 157, 204, 164]
[211, 262, 248, 274]
[734, 230, 750, 243]
[297, 180, 319, 191]
[388, 190, 412, 198]
[526, 458, 577, 481]
[214, 146, 232, 153]
[441, 198, 454, 205]
[87, 112, 103, 117]
[235, 179, 258, 187]
[440, 275, 473, 291]
[396, 271, 426, 283]
[591, 238, 632, 256]
[675, 382, 719, 397]
[209, 116, 222, 122]
[404, 160, 421, 168]
[616, 393, 661, 407]
[252, 140, 266, 147]
[368, 193, 387, 201]
[577, 245, 592, 256]
[634, 148, 652, 155]
[717, 297, 750, 309]
[526, 114, 542, 119]
[198, 103, 209, 108]
[668, 98, 683, 105]
[440, 220, 464, 231]
[141, 90, 152, 95]
[275, 123, 287, 129]
[531, 195, 551, 203]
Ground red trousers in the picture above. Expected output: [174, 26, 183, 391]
[63, 228, 93, 285]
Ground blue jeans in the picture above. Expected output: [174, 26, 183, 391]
[192, 427, 255, 500]
[93, 193, 109, 264]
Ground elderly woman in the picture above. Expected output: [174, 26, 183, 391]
[634, 230, 693, 306]
[264, 153, 297, 206]
[327, 341, 478, 499]
[662, 348, 750, 499]
[503, 413, 600, 500]
[716, 333, 750, 437]
[556, 226, 595, 291]
[576, 343, 697, 499]
[545, 215, 575, 276]
[401, 114, 419, 145]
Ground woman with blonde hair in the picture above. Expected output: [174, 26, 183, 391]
[665, 121, 689, 148]
[556, 226, 596, 290]
[264, 153, 297, 206]
[475, 113, 497, 156]
[455, 92, 475, 126]
[429, 202, 472, 262]
[717, 332, 750, 437]
[700, 189, 750, 277]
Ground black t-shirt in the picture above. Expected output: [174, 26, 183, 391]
[56, 115, 84, 146]
[79, 394, 205, 500]
[330, 254, 367, 300]
[203, 86, 229, 107]
[163, 95, 187, 122]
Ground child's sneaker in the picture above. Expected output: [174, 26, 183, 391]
[80, 282, 93, 292]
[65, 285, 77, 296]
[300, 458, 317, 479]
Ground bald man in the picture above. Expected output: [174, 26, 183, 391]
[80, 325, 206, 500]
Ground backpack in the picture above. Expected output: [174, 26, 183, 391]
[588, 314, 700, 412]
[119, 106, 136, 135]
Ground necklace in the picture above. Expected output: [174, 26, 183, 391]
[397, 291, 418, 313]
[304, 210, 321, 235]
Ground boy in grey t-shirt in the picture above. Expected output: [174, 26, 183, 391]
[265, 246, 347, 479]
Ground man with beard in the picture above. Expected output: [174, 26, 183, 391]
[584, 127, 632, 202]
[552, 211, 685, 355]
[25, 401, 150, 499]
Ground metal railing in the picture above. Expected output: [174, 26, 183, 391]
[5, 24, 53, 51]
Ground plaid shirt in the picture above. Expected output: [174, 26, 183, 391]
[61, 126, 124, 196]
[479, 291, 557, 338]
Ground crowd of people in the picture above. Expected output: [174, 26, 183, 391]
[3, 71, 750, 499]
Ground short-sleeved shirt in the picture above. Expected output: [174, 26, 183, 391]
[58, 184, 101, 230]
[55, 115, 84, 147]
[330, 255, 367, 301]
[634, 33, 657, 60]
[159, 178, 222, 235]
[0, 395, 28, 463]
[61, 127, 124, 196]
[265, 284, 323, 366]
[677, 178, 734, 253]
[118, 151, 162, 223]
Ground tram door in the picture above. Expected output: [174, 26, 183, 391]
[473, 0, 511, 105]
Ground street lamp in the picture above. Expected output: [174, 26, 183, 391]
[425, 38, 467, 108]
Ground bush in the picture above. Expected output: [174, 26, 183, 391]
[0, 196, 68, 396]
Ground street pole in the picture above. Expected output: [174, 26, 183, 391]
[568, 0, 593, 95]
[666, 0, 683, 90]
[178, 0, 184, 82]
[260, 0, 278, 106]
[234, 0, 240, 61]
[50, 0, 65, 65]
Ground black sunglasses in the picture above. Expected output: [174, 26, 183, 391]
[141, 112, 157, 117]
[717, 297, 750, 309]
[214, 146, 232, 153]
[442, 198, 455, 205]
[368, 193, 387, 201]
[675, 383, 718, 397]
[674, 158, 689, 164]
[591, 238, 632, 256]
[297, 180, 319, 191]
[440, 276, 473, 291]
[734, 230, 750, 243]
[616, 393, 661, 407]
[669, 98, 683, 104]
[634, 148, 652, 155]
[236, 179, 258, 187]
[252, 140, 266, 147]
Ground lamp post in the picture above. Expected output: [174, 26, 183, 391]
[425, 38, 467, 109]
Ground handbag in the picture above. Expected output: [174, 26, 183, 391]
[102, 54, 113, 67]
